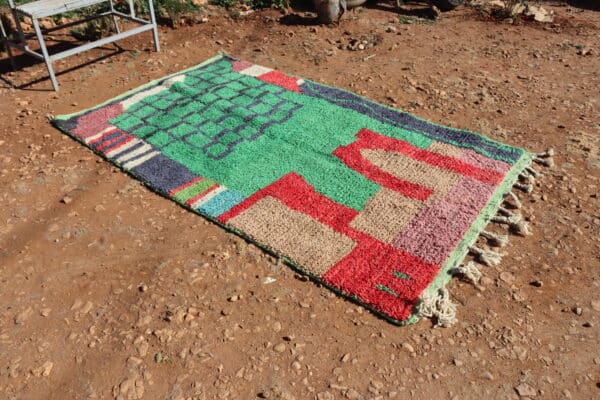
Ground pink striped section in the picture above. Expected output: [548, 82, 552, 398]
[461, 149, 512, 173]
[393, 177, 496, 265]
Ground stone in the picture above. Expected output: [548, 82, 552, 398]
[482, 371, 494, 380]
[15, 307, 33, 325]
[32, 361, 53, 377]
[515, 383, 536, 397]
[401, 343, 415, 353]
[273, 343, 286, 353]
[317, 392, 334, 400]
[499, 272, 515, 284]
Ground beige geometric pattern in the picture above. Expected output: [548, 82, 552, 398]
[350, 188, 424, 243]
[228, 196, 356, 277]
[427, 141, 465, 159]
[360, 148, 461, 202]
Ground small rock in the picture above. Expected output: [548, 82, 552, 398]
[61, 196, 73, 204]
[228, 295, 239, 302]
[80, 301, 93, 314]
[480, 276, 493, 286]
[499, 272, 515, 284]
[515, 383, 536, 397]
[482, 371, 494, 380]
[343, 388, 363, 400]
[530, 280, 543, 287]
[452, 358, 463, 367]
[317, 392, 334, 400]
[273, 343, 286, 353]
[572, 307, 583, 316]
[32, 361, 53, 377]
[401, 342, 415, 353]
[14, 307, 33, 325]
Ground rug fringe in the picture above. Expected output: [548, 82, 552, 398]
[418, 149, 554, 327]
[513, 181, 534, 193]
[505, 191, 522, 209]
[480, 230, 509, 247]
[452, 261, 482, 285]
[492, 210, 531, 236]
[469, 245, 504, 266]
[533, 148, 555, 167]
[417, 287, 457, 327]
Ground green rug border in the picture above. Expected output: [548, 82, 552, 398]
[53, 53, 534, 326]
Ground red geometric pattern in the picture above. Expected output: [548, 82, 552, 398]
[219, 172, 438, 321]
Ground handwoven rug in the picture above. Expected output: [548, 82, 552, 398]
[53, 54, 551, 325]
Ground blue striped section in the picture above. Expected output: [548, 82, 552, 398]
[130, 153, 198, 195]
[102, 134, 132, 152]
[198, 190, 246, 217]
[90, 131, 122, 149]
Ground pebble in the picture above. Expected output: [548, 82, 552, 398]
[14, 307, 33, 325]
[343, 388, 363, 400]
[317, 392, 334, 400]
[61, 196, 73, 204]
[273, 343, 286, 353]
[515, 382, 536, 397]
[499, 272, 515, 284]
[228, 295, 239, 302]
[401, 343, 415, 353]
[482, 371, 494, 380]
[32, 361, 53, 377]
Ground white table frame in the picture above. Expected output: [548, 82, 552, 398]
[1, 0, 160, 91]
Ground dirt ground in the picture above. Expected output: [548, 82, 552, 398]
[0, 1, 599, 399]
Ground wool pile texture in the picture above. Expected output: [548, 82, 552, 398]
[53, 54, 537, 325]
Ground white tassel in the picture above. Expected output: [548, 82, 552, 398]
[417, 287, 457, 327]
[469, 246, 504, 266]
[498, 206, 515, 217]
[492, 213, 531, 236]
[513, 182, 533, 193]
[519, 170, 534, 182]
[453, 262, 482, 285]
[525, 166, 541, 178]
[534, 148, 555, 167]
[505, 191, 522, 209]
[480, 230, 509, 247]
